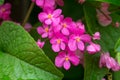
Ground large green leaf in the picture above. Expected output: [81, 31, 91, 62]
[86, 0, 120, 6]
[0, 21, 63, 80]
[0, 0, 4, 5]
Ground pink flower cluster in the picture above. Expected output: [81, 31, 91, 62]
[35, 0, 101, 70]
[96, 2, 112, 26]
[99, 52, 120, 71]
[0, 3, 11, 23]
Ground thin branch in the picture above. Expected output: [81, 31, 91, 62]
[22, 2, 35, 27]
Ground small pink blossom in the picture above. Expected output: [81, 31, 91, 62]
[24, 23, 32, 32]
[38, 8, 62, 26]
[93, 32, 100, 40]
[37, 24, 53, 38]
[36, 39, 45, 48]
[50, 33, 68, 52]
[36, 0, 55, 9]
[56, 17, 73, 35]
[55, 50, 80, 70]
[87, 42, 101, 54]
[0, 3, 11, 20]
[68, 34, 91, 51]
[99, 52, 120, 71]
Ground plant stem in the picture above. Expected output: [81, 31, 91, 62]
[22, 2, 35, 27]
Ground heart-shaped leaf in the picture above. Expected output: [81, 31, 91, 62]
[0, 21, 63, 80]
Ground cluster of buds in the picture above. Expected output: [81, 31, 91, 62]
[34, 0, 101, 70]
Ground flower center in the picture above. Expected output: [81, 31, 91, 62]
[62, 23, 67, 28]
[76, 37, 80, 42]
[57, 39, 61, 44]
[1, 8, 5, 12]
[65, 56, 69, 61]
[48, 14, 52, 19]
[45, 27, 49, 32]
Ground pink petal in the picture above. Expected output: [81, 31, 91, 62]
[77, 41, 85, 51]
[60, 42, 65, 50]
[55, 56, 64, 67]
[64, 17, 72, 23]
[50, 38, 56, 44]
[38, 12, 47, 22]
[53, 9, 62, 17]
[69, 53, 79, 66]
[52, 17, 60, 26]
[52, 44, 60, 52]
[63, 61, 71, 70]
[80, 34, 91, 42]
[45, 0, 55, 8]
[54, 25, 62, 32]
[45, 19, 52, 25]
[36, 0, 44, 7]
[93, 32, 100, 40]
[61, 28, 69, 35]
[68, 39, 77, 51]
[37, 26, 44, 35]
[42, 33, 48, 38]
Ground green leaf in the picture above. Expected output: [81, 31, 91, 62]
[86, 0, 120, 6]
[84, 2, 120, 80]
[84, 53, 108, 80]
[0, 0, 4, 5]
[0, 21, 63, 80]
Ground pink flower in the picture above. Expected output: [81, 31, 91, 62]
[87, 42, 101, 54]
[37, 24, 53, 38]
[36, 0, 55, 9]
[56, 17, 73, 35]
[36, 39, 45, 48]
[55, 50, 80, 70]
[68, 34, 91, 51]
[93, 32, 100, 40]
[50, 33, 68, 52]
[24, 23, 32, 32]
[0, 3, 11, 20]
[99, 52, 120, 71]
[38, 8, 62, 26]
